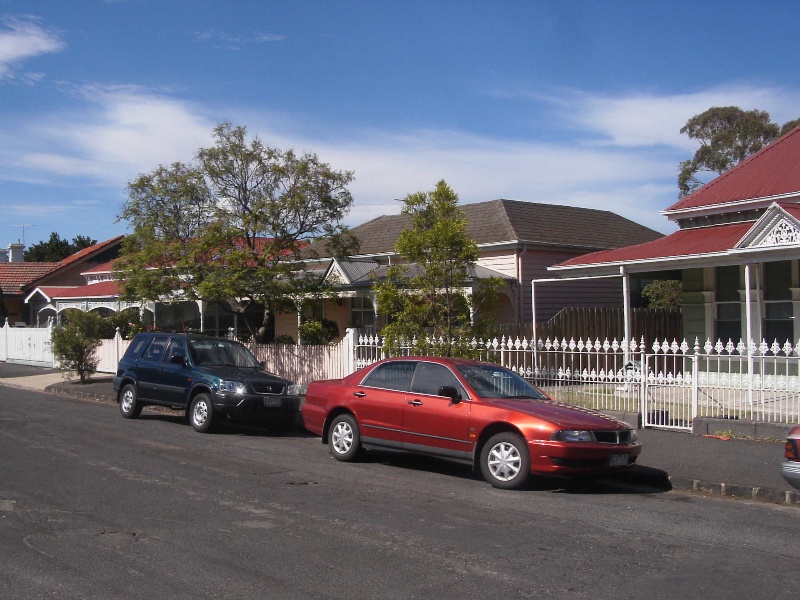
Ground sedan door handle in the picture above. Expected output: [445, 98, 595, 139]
[408, 400, 423, 406]
[353, 391, 366, 397]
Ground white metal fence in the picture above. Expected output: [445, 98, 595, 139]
[4, 319, 799, 428]
[352, 333, 800, 430]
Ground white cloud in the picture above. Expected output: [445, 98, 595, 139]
[7, 82, 798, 238]
[17, 84, 216, 183]
[0, 16, 64, 80]
[506, 84, 800, 150]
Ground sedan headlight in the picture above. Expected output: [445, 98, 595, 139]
[219, 380, 247, 395]
[550, 430, 594, 442]
[287, 384, 305, 396]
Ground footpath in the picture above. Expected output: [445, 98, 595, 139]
[1, 361, 798, 507]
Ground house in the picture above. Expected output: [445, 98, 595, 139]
[274, 199, 663, 341]
[547, 126, 800, 346]
[2, 237, 123, 326]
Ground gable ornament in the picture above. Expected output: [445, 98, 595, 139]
[756, 217, 800, 247]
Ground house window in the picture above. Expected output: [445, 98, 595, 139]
[351, 296, 375, 329]
[763, 261, 793, 344]
[715, 265, 741, 342]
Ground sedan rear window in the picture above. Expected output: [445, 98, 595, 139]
[362, 361, 416, 392]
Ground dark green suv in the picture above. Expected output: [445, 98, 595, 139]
[113, 332, 301, 432]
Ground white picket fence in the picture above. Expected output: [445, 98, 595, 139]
[0, 320, 130, 372]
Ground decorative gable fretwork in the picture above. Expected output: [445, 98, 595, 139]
[755, 217, 800, 247]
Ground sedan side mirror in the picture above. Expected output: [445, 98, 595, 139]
[438, 385, 461, 403]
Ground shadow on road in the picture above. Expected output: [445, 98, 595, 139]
[360, 450, 672, 495]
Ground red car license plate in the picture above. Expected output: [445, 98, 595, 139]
[262, 398, 282, 407]
[610, 453, 629, 467]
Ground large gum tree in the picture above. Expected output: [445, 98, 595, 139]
[117, 123, 357, 341]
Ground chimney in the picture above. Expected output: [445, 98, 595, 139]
[8, 243, 24, 263]
[0, 248, 7, 262]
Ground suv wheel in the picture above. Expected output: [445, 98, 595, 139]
[189, 393, 215, 433]
[119, 384, 142, 419]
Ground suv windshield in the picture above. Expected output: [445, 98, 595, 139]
[188, 339, 261, 368]
[455, 364, 546, 399]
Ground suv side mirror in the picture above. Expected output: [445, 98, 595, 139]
[170, 354, 186, 366]
[438, 385, 461, 403]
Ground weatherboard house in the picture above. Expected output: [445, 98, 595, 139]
[547, 126, 800, 348]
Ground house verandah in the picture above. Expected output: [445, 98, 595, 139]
[537, 127, 800, 431]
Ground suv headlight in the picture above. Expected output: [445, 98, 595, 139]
[550, 430, 594, 442]
[219, 380, 247, 395]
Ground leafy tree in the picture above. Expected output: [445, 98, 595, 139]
[24, 232, 97, 262]
[678, 107, 799, 198]
[51, 310, 104, 383]
[116, 162, 216, 302]
[116, 123, 357, 342]
[374, 180, 502, 357]
[641, 280, 682, 309]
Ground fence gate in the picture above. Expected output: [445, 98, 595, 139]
[641, 341, 695, 432]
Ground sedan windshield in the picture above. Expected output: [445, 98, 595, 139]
[189, 339, 262, 368]
[455, 364, 546, 399]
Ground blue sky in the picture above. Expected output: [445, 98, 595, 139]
[2, 1, 799, 250]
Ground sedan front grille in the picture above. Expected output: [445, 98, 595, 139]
[593, 430, 636, 444]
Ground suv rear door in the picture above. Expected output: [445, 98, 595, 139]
[134, 336, 169, 401]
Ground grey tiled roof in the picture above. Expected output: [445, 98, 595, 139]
[348, 199, 662, 256]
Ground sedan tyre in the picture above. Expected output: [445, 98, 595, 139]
[119, 384, 143, 419]
[328, 414, 361, 461]
[480, 432, 531, 490]
[189, 393, 215, 433]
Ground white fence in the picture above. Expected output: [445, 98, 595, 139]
[0, 321, 130, 373]
[352, 333, 800, 430]
[245, 334, 354, 387]
[0, 321, 54, 366]
[5, 319, 799, 429]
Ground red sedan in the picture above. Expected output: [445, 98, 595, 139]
[303, 356, 641, 489]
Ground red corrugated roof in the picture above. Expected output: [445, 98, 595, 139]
[666, 126, 800, 213]
[34, 281, 122, 300]
[81, 260, 117, 275]
[556, 221, 754, 268]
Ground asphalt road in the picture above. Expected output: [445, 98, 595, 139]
[1, 385, 798, 599]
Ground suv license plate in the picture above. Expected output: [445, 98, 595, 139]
[610, 454, 629, 467]
[262, 398, 282, 407]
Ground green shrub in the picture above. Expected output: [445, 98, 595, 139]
[298, 318, 339, 345]
[51, 310, 104, 383]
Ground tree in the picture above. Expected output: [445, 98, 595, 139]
[51, 310, 104, 383]
[116, 162, 216, 302]
[116, 123, 357, 342]
[641, 280, 682, 309]
[374, 180, 502, 357]
[24, 232, 97, 262]
[678, 107, 799, 198]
